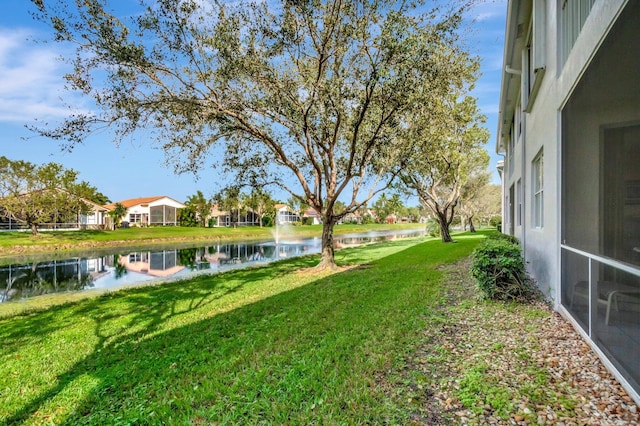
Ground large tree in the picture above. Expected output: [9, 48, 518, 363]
[372, 193, 392, 223]
[0, 156, 92, 235]
[31, 0, 473, 269]
[400, 90, 490, 242]
[107, 202, 127, 229]
[213, 187, 244, 228]
[243, 188, 275, 228]
[458, 169, 491, 232]
[186, 190, 211, 227]
[73, 181, 110, 205]
[460, 181, 501, 231]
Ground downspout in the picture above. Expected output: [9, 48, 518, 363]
[505, 66, 522, 75]
[497, 154, 506, 229]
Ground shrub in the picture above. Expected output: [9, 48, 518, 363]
[488, 232, 520, 245]
[361, 215, 374, 225]
[489, 216, 502, 226]
[471, 238, 532, 301]
[426, 218, 442, 238]
[261, 216, 274, 227]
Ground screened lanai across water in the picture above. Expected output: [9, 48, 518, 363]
[149, 204, 178, 226]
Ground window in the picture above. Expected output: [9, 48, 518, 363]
[516, 98, 522, 139]
[517, 179, 522, 226]
[532, 150, 544, 228]
[129, 213, 142, 224]
[508, 118, 515, 175]
[523, 0, 546, 112]
[560, 0, 596, 66]
[150, 206, 164, 224]
[508, 184, 515, 235]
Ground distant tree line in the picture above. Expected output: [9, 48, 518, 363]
[0, 156, 109, 235]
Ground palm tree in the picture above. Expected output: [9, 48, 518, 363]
[108, 203, 127, 229]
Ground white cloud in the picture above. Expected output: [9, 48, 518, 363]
[470, 0, 508, 22]
[479, 103, 500, 115]
[475, 12, 498, 22]
[0, 28, 87, 124]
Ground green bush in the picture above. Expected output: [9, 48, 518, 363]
[426, 219, 442, 238]
[262, 216, 274, 227]
[361, 215, 374, 224]
[489, 216, 502, 232]
[471, 238, 532, 301]
[488, 232, 520, 245]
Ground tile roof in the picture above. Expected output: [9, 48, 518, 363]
[104, 196, 168, 210]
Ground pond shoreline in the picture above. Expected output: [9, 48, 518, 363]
[1, 234, 267, 259]
[0, 224, 426, 258]
[1, 228, 429, 308]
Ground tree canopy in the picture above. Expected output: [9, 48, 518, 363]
[185, 190, 211, 227]
[107, 202, 127, 229]
[73, 181, 110, 205]
[0, 156, 94, 235]
[460, 181, 501, 231]
[213, 187, 245, 228]
[243, 188, 275, 228]
[31, 0, 475, 268]
[400, 87, 490, 242]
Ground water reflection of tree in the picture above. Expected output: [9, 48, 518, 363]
[262, 246, 276, 259]
[178, 247, 211, 271]
[113, 255, 128, 279]
[178, 248, 197, 270]
[1, 260, 95, 302]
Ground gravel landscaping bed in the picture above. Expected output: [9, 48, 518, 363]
[396, 258, 639, 425]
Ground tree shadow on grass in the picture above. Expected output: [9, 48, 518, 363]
[0, 253, 317, 353]
[2, 257, 324, 423]
[1, 238, 481, 424]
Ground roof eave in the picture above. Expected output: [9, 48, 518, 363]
[496, 0, 526, 154]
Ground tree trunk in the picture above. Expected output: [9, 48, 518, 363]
[436, 212, 453, 243]
[29, 222, 39, 236]
[468, 216, 476, 233]
[316, 217, 338, 270]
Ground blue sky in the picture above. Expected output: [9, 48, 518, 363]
[0, 1, 506, 204]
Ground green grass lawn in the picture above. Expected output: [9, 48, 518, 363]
[0, 223, 424, 256]
[0, 232, 483, 425]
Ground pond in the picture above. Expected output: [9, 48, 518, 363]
[0, 228, 426, 303]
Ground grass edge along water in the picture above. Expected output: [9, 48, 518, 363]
[0, 231, 486, 425]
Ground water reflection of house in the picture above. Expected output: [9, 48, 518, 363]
[201, 243, 267, 264]
[1, 257, 107, 302]
[117, 250, 185, 277]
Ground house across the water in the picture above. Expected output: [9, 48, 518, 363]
[104, 196, 185, 227]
